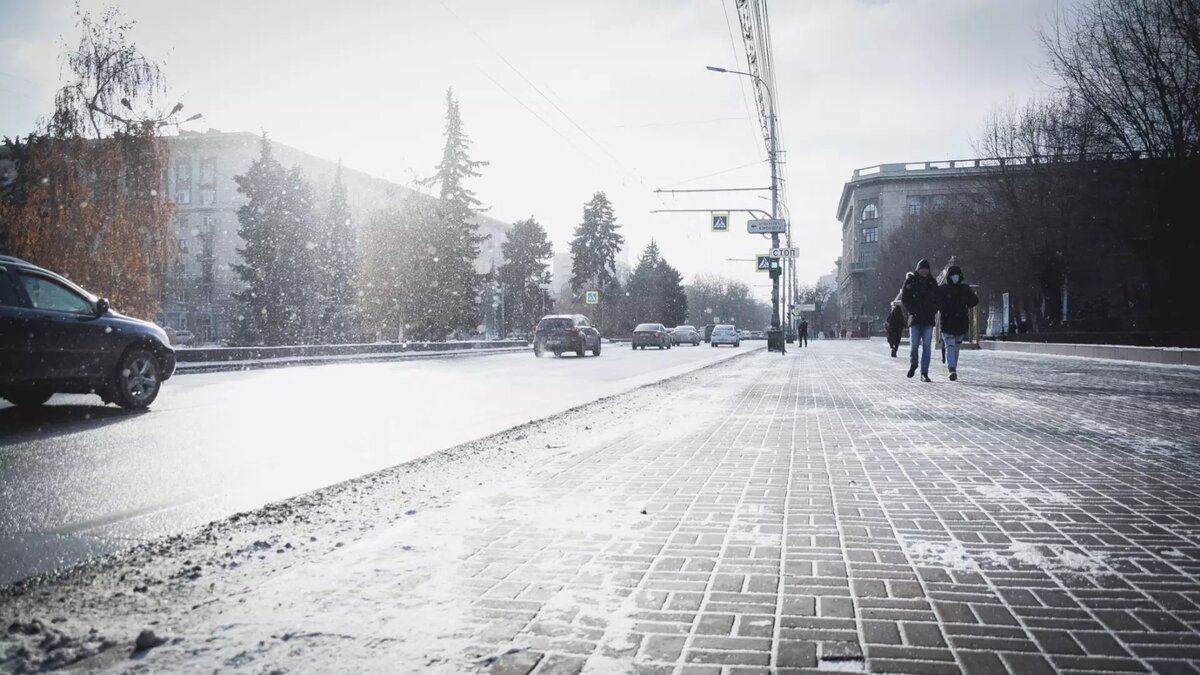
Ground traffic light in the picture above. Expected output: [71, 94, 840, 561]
[768, 257, 782, 279]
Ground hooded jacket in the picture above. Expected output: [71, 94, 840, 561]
[937, 265, 979, 335]
[901, 260, 940, 326]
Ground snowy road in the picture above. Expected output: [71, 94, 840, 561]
[0, 342, 762, 584]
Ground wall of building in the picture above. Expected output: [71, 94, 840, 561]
[834, 161, 998, 335]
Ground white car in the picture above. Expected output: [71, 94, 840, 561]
[710, 324, 740, 347]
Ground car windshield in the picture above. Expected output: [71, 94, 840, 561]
[3, 3, 1191, 671]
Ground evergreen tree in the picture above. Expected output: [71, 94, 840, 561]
[498, 217, 554, 336]
[230, 136, 319, 346]
[625, 239, 688, 327]
[569, 192, 624, 331]
[317, 161, 359, 343]
[659, 257, 688, 327]
[416, 88, 490, 340]
[626, 239, 664, 324]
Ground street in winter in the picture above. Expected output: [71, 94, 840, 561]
[3, 0, 1200, 673]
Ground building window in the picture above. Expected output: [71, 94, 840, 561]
[932, 194, 948, 209]
[907, 195, 922, 215]
[862, 226, 879, 243]
[199, 189, 215, 207]
[199, 157, 216, 187]
[176, 189, 191, 205]
[860, 202, 879, 221]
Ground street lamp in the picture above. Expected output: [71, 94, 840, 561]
[706, 65, 782, 342]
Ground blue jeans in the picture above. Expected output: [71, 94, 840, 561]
[944, 333, 961, 370]
[909, 325, 933, 374]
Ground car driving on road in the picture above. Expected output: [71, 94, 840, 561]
[671, 325, 700, 346]
[0, 255, 176, 409]
[533, 314, 601, 357]
[710, 324, 740, 348]
[632, 323, 672, 350]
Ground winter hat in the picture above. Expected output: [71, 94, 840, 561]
[947, 265, 963, 280]
[916, 259, 931, 271]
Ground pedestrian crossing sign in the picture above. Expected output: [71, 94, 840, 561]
[585, 290, 599, 305]
[756, 254, 771, 272]
[711, 212, 729, 232]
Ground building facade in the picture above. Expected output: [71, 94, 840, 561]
[834, 159, 999, 335]
[161, 130, 510, 343]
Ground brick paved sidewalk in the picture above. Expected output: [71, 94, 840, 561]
[455, 342, 1200, 675]
[77, 342, 1198, 675]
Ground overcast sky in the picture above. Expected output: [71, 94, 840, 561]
[0, 0, 1057, 301]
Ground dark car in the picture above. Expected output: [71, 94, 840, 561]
[632, 323, 672, 350]
[533, 314, 601, 358]
[0, 255, 176, 409]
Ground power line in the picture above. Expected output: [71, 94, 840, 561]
[721, 0, 762, 157]
[436, 0, 644, 187]
[659, 159, 767, 188]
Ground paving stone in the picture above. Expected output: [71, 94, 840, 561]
[389, 345, 1200, 673]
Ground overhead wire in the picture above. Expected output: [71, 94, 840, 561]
[435, 0, 647, 189]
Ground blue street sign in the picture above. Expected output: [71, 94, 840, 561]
[711, 212, 729, 232]
[756, 254, 772, 273]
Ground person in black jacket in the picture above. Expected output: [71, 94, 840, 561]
[937, 264, 979, 381]
[901, 259, 939, 381]
[885, 303, 905, 357]
[798, 319, 809, 347]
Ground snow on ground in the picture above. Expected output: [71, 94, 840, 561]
[971, 484, 1074, 505]
[904, 538, 1113, 575]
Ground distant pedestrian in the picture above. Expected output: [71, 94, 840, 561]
[901, 259, 940, 382]
[885, 303, 905, 357]
[799, 319, 809, 347]
[937, 265, 979, 381]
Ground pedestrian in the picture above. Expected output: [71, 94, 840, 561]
[885, 303, 905, 357]
[937, 264, 979, 381]
[799, 319, 809, 347]
[901, 259, 940, 382]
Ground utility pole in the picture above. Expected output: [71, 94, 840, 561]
[706, 65, 783, 353]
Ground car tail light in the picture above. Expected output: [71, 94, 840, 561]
[568, 327, 578, 334]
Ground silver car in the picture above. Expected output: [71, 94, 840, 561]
[671, 325, 700, 346]
[710, 324, 740, 347]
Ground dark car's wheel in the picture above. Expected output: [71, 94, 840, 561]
[112, 349, 162, 409]
[3, 390, 53, 408]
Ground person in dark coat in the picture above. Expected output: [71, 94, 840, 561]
[885, 303, 905, 357]
[798, 319, 809, 347]
[937, 264, 979, 381]
[901, 259, 939, 381]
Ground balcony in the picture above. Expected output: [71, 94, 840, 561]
[847, 260, 874, 274]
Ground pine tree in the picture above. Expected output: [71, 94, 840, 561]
[498, 217, 554, 336]
[659, 258, 689, 327]
[626, 239, 664, 324]
[569, 192, 624, 330]
[626, 239, 688, 327]
[416, 88, 490, 340]
[230, 136, 319, 346]
[317, 161, 359, 343]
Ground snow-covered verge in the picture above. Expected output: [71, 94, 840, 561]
[174, 345, 530, 374]
[0, 351, 760, 674]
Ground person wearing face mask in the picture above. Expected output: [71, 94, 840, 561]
[901, 259, 940, 382]
[937, 265, 979, 381]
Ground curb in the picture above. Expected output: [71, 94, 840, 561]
[175, 346, 531, 374]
